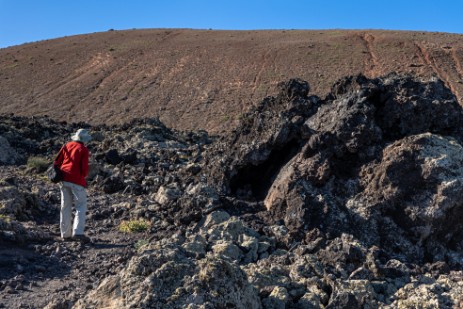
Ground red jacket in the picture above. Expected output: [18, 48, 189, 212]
[54, 141, 89, 187]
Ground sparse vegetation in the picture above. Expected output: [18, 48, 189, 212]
[0, 214, 12, 223]
[27, 156, 50, 173]
[119, 219, 151, 233]
[134, 239, 149, 251]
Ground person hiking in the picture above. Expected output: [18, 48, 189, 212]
[54, 128, 92, 243]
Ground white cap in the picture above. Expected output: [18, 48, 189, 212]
[71, 128, 92, 143]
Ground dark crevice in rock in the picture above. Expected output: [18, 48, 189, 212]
[229, 139, 302, 201]
[330, 151, 363, 180]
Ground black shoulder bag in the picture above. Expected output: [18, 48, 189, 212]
[47, 146, 64, 183]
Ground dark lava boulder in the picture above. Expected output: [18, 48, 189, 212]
[0, 136, 22, 165]
[209, 73, 463, 266]
[349, 133, 463, 264]
[207, 78, 321, 200]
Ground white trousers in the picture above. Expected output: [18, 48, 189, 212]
[59, 181, 87, 238]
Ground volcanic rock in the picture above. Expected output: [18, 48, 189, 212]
[3, 73, 463, 308]
[0, 135, 22, 165]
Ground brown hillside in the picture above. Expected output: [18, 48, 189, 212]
[1, 29, 463, 134]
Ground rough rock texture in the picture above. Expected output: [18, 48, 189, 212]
[75, 212, 263, 309]
[207, 78, 320, 200]
[0, 135, 22, 165]
[209, 73, 463, 262]
[3, 73, 463, 308]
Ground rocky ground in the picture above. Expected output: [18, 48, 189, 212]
[2, 73, 463, 308]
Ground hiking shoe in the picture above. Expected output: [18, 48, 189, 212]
[73, 235, 91, 244]
[60, 237, 73, 242]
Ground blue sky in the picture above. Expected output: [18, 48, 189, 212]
[1, 0, 462, 48]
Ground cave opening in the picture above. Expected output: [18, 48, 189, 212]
[229, 139, 302, 201]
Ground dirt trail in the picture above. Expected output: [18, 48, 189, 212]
[451, 47, 463, 100]
[361, 33, 380, 77]
[415, 42, 454, 89]
[0, 188, 143, 309]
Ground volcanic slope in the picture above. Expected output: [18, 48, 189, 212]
[1, 29, 463, 134]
